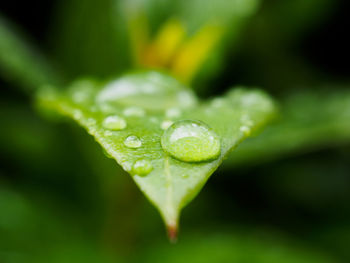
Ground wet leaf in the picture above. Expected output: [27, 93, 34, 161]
[37, 71, 276, 238]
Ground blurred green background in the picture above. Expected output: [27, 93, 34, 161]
[1, 0, 350, 262]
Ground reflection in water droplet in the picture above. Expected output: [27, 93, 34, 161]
[102, 115, 127, 130]
[124, 135, 142, 148]
[161, 120, 174, 130]
[123, 106, 145, 117]
[161, 120, 221, 162]
[131, 159, 153, 176]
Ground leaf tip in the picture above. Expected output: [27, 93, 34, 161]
[167, 224, 178, 243]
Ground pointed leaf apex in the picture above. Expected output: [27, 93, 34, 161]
[167, 224, 178, 243]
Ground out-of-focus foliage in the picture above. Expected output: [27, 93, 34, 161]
[227, 88, 350, 167]
[0, 15, 59, 91]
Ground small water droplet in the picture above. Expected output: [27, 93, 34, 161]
[104, 130, 113, 136]
[131, 159, 153, 176]
[123, 106, 145, 117]
[241, 114, 253, 126]
[123, 161, 133, 172]
[211, 98, 226, 108]
[124, 135, 142, 148]
[150, 117, 159, 123]
[240, 126, 251, 136]
[161, 120, 221, 162]
[73, 110, 83, 120]
[69, 79, 97, 105]
[161, 120, 174, 130]
[102, 115, 127, 130]
[166, 108, 182, 119]
[86, 118, 96, 125]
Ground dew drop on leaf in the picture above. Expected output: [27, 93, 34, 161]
[123, 106, 145, 117]
[96, 71, 197, 111]
[240, 125, 251, 136]
[161, 120, 221, 162]
[102, 115, 127, 130]
[166, 108, 182, 119]
[124, 135, 142, 148]
[86, 118, 96, 125]
[161, 120, 174, 130]
[104, 130, 113, 136]
[131, 159, 153, 176]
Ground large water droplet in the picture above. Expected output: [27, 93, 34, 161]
[161, 120, 221, 162]
[96, 71, 197, 111]
[124, 135, 142, 148]
[102, 115, 127, 130]
[131, 159, 153, 176]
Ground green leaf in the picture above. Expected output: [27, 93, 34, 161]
[226, 89, 350, 167]
[37, 71, 276, 238]
[0, 15, 60, 91]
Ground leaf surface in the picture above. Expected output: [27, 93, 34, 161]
[37, 71, 276, 237]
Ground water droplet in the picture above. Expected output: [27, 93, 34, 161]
[102, 115, 127, 130]
[241, 114, 253, 126]
[124, 135, 142, 148]
[73, 110, 83, 120]
[150, 117, 159, 123]
[161, 120, 174, 130]
[122, 161, 133, 172]
[161, 120, 221, 162]
[96, 71, 197, 111]
[69, 78, 97, 105]
[86, 118, 96, 125]
[210, 98, 226, 108]
[240, 126, 251, 136]
[131, 159, 153, 176]
[166, 108, 182, 119]
[104, 130, 113, 136]
[123, 106, 145, 117]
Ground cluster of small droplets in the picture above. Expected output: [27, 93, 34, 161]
[240, 114, 253, 136]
